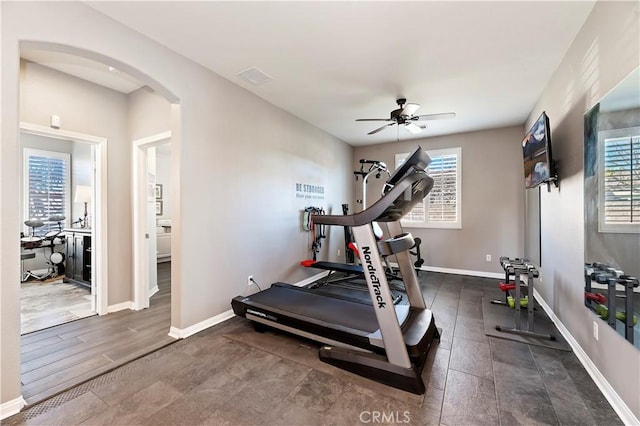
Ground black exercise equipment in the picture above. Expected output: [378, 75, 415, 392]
[494, 256, 555, 341]
[342, 203, 355, 264]
[232, 146, 439, 394]
[491, 257, 532, 307]
[585, 263, 638, 344]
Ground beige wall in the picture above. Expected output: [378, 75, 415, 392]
[526, 1, 639, 419]
[1, 1, 353, 408]
[354, 125, 525, 275]
[20, 60, 133, 305]
[128, 87, 172, 142]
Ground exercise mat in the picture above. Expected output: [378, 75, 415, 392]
[482, 296, 571, 351]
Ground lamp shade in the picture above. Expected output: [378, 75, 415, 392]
[74, 185, 92, 203]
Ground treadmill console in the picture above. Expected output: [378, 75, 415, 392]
[385, 145, 431, 189]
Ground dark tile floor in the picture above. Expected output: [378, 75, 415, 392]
[4, 272, 623, 425]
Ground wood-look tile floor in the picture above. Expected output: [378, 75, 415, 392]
[16, 262, 174, 407]
[21, 279, 95, 335]
[5, 272, 624, 425]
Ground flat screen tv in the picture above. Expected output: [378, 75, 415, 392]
[522, 111, 555, 188]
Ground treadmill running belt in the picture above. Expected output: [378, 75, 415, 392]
[245, 285, 379, 333]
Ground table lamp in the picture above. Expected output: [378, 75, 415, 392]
[74, 185, 92, 228]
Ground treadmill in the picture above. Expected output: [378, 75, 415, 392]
[231, 146, 440, 394]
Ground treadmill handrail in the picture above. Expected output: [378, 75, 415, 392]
[312, 170, 433, 227]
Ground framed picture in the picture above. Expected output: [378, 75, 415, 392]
[155, 184, 163, 200]
[155, 201, 163, 216]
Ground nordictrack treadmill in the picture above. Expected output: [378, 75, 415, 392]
[231, 146, 439, 394]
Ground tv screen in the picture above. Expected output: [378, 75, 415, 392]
[522, 111, 553, 188]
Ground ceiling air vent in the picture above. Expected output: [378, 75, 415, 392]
[236, 66, 273, 85]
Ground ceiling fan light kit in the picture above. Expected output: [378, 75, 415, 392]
[356, 98, 456, 136]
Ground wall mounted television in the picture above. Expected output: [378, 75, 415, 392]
[522, 111, 557, 189]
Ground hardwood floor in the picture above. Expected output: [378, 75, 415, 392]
[19, 262, 174, 406]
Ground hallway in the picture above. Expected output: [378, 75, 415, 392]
[18, 263, 173, 406]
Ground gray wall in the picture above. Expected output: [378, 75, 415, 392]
[354, 125, 525, 275]
[1, 1, 353, 407]
[525, 1, 639, 418]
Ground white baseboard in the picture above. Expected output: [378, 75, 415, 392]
[415, 264, 503, 280]
[533, 289, 639, 426]
[107, 301, 134, 313]
[149, 285, 159, 298]
[314, 262, 503, 281]
[0, 396, 26, 420]
[167, 271, 328, 340]
[168, 309, 236, 339]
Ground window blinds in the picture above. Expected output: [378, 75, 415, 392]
[603, 136, 639, 225]
[27, 154, 68, 233]
[426, 153, 458, 222]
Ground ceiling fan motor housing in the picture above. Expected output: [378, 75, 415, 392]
[391, 98, 408, 122]
[356, 97, 454, 135]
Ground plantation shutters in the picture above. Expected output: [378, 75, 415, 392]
[395, 147, 462, 229]
[600, 133, 640, 232]
[24, 149, 70, 234]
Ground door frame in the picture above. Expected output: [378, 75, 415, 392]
[132, 131, 171, 310]
[20, 122, 108, 315]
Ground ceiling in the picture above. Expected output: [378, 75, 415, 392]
[35, 1, 597, 146]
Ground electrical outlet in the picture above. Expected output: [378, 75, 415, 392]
[593, 321, 598, 340]
[337, 249, 341, 256]
[486, 254, 492, 262]
[247, 275, 254, 287]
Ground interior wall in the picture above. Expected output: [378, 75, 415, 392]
[19, 60, 131, 305]
[525, 0, 640, 418]
[1, 1, 353, 409]
[524, 187, 540, 265]
[128, 87, 171, 141]
[155, 147, 171, 222]
[354, 125, 525, 275]
[20, 121, 93, 228]
[70, 142, 93, 225]
[128, 87, 172, 226]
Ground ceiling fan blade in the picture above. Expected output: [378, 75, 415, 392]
[356, 118, 393, 122]
[401, 103, 420, 116]
[368, 123, 395, 135]
[415, 112, 456, 121]
[404, 122, 424, 134]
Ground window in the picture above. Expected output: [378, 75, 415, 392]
[23, 148, 70, 234]
[395, 147, 462, 228]
[598, 127, 640, 233]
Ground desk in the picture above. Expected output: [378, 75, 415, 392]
[63, 228, 92, 288]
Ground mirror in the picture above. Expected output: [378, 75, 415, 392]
[584, 67, 640, 349]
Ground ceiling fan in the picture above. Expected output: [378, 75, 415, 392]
[356, 98, 456, 135]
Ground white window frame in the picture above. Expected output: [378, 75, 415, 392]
[597, 127, 640, 233]
[23, 148, 71, 234]
[395, 147, 462, 229]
